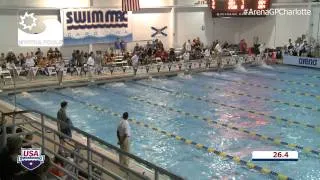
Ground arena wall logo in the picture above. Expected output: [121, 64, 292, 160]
[17, 10, 63, 47]
[65, 10, 128, 30]
[298, 58, 317, 66]
[61, 8, 133, 45]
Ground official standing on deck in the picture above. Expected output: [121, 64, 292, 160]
[117, 112, 131, 167]
[57, 101, 73, 143]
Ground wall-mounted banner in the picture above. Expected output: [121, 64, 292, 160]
[61, 8, 133, 45]
[151, 26, 167, 37]
[283, 55, 319, 69]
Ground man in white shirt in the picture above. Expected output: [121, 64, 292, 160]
[25, 54, 35, 68]
[214, 42, 223, 72]
[131, 53, 139, 68]
[87, 54, 95, 67]
[117, 112, 131, 167]
[183, 52, 190, 62]
[87, 54, 95, 80]
[185, 40, 192, 53]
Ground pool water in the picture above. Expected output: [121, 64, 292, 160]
[2, 65, 320, 180]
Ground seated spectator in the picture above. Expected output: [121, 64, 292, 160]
[18, 53, 26, 67]
[168, 48, 175, 62]
[35, 48, 43, 59]
[22, 134, 34, 148]
[222, 41, 229, 49]
[160, 48, 168, 62]
[133, 43, 140, 54]
[131, 53, 139, 68]
[239, 39, 247, 53]
[47, 48, 54, 59]
[49, 156, 65, 177]
[0, 53, 5, 68]
[185, 40, 192, 53]
[14, 154, 51, 180]
[54, 48, 61, 57]
[38, 57, 48, 68]
[0, 136, 24, 180]
[120, 39, 126, 54]
[25, 53, 35, 68]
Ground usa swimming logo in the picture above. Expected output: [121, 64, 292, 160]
[17, 148, 45, 171]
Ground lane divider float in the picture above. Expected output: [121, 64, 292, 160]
[231, 71, 319, 87]
[208, 76, 320, 100]
[50, 90, 293, 180]
[132, 82, 320, 132]
[128, 95, 320, 157]
[206, 87, 320, 112]
[262, 69, 320, 79]
[173, 78, 319, 112]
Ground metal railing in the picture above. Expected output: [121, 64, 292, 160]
[1, 110, 184, 180]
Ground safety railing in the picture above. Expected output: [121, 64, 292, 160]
[1, 110, 184, 180]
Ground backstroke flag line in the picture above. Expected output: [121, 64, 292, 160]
[122, 0, 140, 12]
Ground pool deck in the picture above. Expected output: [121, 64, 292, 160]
[0, 62, 239, 94]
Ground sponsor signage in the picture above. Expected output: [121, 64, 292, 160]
[61, 8, 133, 45]
[283, 55, 319, 68]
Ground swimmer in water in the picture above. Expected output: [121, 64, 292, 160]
[21, 92, 31, 98]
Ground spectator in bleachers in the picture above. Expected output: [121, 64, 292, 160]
[22, 133, 34, 148]
[114, 38, 121, 55]
[239, 39, 247, 53]
[14, 154, 51, 180]
[95, 51, 103, 74]
[35, 48, 43, 59]
[133, 43, 140, 54]
[185, 40, 192, 53]
[160, 48, 168, 62]
[168, 48, 175, 62]
[120, 39, 126, 54]
[47, 48, 54, 59]
[123, 52, 131, 65]
[5, 51, 17, 64]
[0, 136, 24, 180]
[25, 53, 35, 68]
[54, 48, 61, 57]
[0, 53, 5, 68]
[131, 53, 139, 68]
[204, 47, 211, 61]
[17, 53, 26, 67]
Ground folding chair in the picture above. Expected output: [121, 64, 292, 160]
[47, 67, 57, 76]
[0, 67, 13, 85]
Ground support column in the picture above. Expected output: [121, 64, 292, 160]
[171, 0, 177, 48]
[89, 0, 93, 52]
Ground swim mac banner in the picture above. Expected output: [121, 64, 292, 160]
[61, 8, 133, 45]
[283, 55, 319, 69]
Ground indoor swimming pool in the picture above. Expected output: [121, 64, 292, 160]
[2, 65, 320, 180]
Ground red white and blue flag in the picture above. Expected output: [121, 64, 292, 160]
[122, 0, 140, 12]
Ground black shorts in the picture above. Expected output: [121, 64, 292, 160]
[59, 128, 72, 140]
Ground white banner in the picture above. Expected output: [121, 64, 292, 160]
[61, 8, 133, 45]
[283, 55, 320, 69]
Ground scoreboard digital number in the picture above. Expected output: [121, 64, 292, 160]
[252, 151, 299, 161]
[211, 0, 271, 17]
